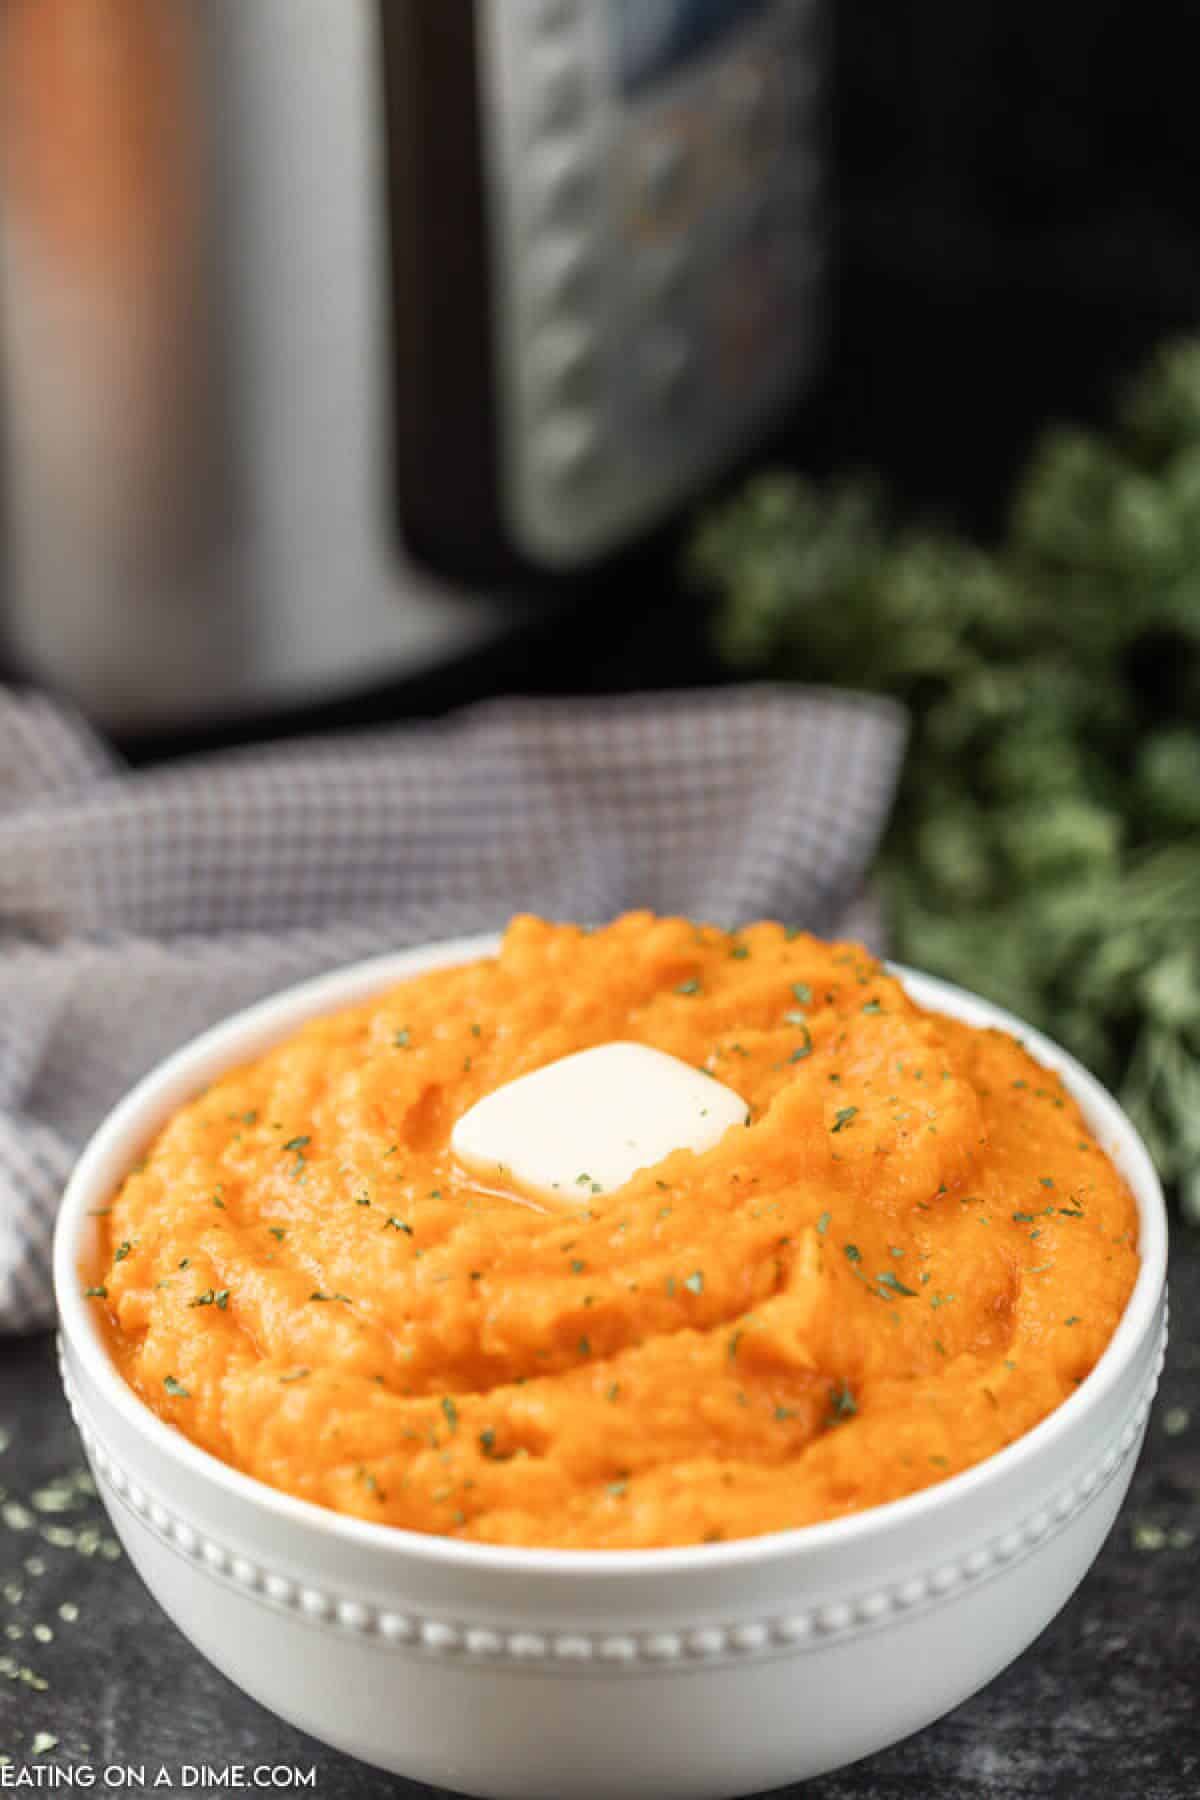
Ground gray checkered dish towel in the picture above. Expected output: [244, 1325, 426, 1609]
[0, 683, 906, 1332]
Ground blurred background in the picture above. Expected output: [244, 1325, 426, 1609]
[1, 0, 1198, 737]
[1, 0, 1199, 1200]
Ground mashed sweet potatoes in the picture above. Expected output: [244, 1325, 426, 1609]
[96, 914, 1140, 1549]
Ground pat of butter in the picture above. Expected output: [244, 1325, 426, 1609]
[451, 1041, 749, 1204]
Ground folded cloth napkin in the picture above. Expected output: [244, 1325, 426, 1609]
[0, 683, 905, 1331]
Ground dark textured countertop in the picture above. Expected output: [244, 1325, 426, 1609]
[3, 1234, 1197, 1799]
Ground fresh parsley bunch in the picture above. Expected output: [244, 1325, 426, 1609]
[690, 339, 1200, 1219]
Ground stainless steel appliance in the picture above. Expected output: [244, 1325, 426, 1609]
[0, 0, 827, 732]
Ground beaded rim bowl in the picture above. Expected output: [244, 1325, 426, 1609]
[52, 935, 1169, 1799]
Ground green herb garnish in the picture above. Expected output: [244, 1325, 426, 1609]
[827, 1380, 857, 1422]
[875, 1271, 917, 1298]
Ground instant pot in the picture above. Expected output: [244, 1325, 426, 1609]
[0, 0, 828, 733]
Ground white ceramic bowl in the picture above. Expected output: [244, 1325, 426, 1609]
[54, 935, 1168, 1800]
